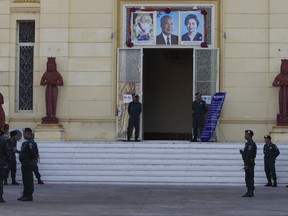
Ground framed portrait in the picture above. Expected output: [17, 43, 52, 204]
[131, 12, 154, 45]
[180, 11, 204, 45]
[155, 11, 179, 45]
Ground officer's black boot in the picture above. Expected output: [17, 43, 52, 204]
[242, 190, 254, 197]
[12, 178, 20, 185]
[265, 182, 272, 187]
[19, 195, 33, 201]
[0, 195, 5, 202]
[272, 180, 277, 187]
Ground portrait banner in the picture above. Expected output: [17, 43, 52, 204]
[131, 12, 155, 45]
[180, 11, 204, 45]
[155, 11, 179, 45]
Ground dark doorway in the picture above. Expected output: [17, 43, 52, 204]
[142, 48, 193, 140]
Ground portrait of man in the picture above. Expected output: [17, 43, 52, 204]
[181, 11, 204, 45]
[156, 12, 179, 45]
[132, 12, 154, 45]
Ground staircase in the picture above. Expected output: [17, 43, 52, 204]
[16, 141, 288, 186]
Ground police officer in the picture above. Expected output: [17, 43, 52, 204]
[191, 92, 207, 142]
[18, 128, 39, 201]
[263, 135, 280, 187]
[240, 130, 257, 197]
[0, 129, 9, 202]
[4, 130, 20, 185]
[127, 94, 142, 142]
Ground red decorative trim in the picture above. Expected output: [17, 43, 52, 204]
[126, 39, 134, 48]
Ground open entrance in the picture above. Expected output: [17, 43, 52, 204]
[143, 48, 193, 140]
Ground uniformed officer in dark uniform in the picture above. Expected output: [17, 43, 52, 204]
[240, 130, 257, 197]
[4, 130, 20, 185]
[18, 127, 39, 201]
[263, 135, 280, 187]
[127, 94, 142, 142]
[191, 92, 208, 142]
[0, 129, 9, 202]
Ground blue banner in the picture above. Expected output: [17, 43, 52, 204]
[200, 92, 226, 142]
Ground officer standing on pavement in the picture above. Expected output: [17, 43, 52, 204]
[263, 135, 280, 187]
[127, 94, 142, 142]
[191, 92, 208, 142]
[4, 130, 20, 185]
[18, 128, 39, 201]
[240, 130, 257, 197]
[0, 129, 9, 202]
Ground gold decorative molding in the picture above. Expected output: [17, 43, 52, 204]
[11, 0, 40, 13]
[13, 0, 40, 3]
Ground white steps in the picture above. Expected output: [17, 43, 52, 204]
[15, 141, 288, 185]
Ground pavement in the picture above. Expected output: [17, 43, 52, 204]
[1, 183, 288, 216]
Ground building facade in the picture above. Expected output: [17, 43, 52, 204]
[0, 0, 285, 142]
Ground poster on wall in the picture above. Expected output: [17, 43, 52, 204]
[155, 11, 179, 45]
[131, 12, 154, 45]
[180, 11, 204, 45]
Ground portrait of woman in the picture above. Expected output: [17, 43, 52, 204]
[181, 12, 204, 44]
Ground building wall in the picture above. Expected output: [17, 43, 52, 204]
[0, 0, 286, 141]
[219, 0, 287, 141]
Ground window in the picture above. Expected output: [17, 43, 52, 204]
[16, 21, 35, 112]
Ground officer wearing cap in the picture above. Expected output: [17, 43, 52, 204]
[191, 92, 207, 142]
[263, 135, 280, 187]
[127, 94, 142, 141]
[4, 130, 20, 185]
[239, 130, 257, 197]
[18, 127, 39, 201]
[0, 129, 9, 202]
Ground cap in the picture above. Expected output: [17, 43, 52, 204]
[245, 130, 254, 136]
[10, 130, 18, 137]
[264, 135, 271, 140]
[195, 92, 202, 96]
[22, 127, 32, 133]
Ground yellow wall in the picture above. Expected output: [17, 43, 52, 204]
[0, 0, 286, 141]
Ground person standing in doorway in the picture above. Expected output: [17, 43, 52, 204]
[191, 92, 207, 142]
[240, 130, 257, 197]
[0, 129, 9, 202]
[4, 130, 20, 185]
[18, 128, 39, 201]
[127, 94, 142, 142]
[263, 135, 280, 187]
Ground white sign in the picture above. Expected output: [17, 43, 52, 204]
[202, 95, 211, 104]
[123, 94, 133, 104]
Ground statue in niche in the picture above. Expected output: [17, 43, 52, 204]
[0, 93, 9, 133]
[0, 93, 5, 131]
[272, 59, 288, 126]
[40, 57, 64, 124]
